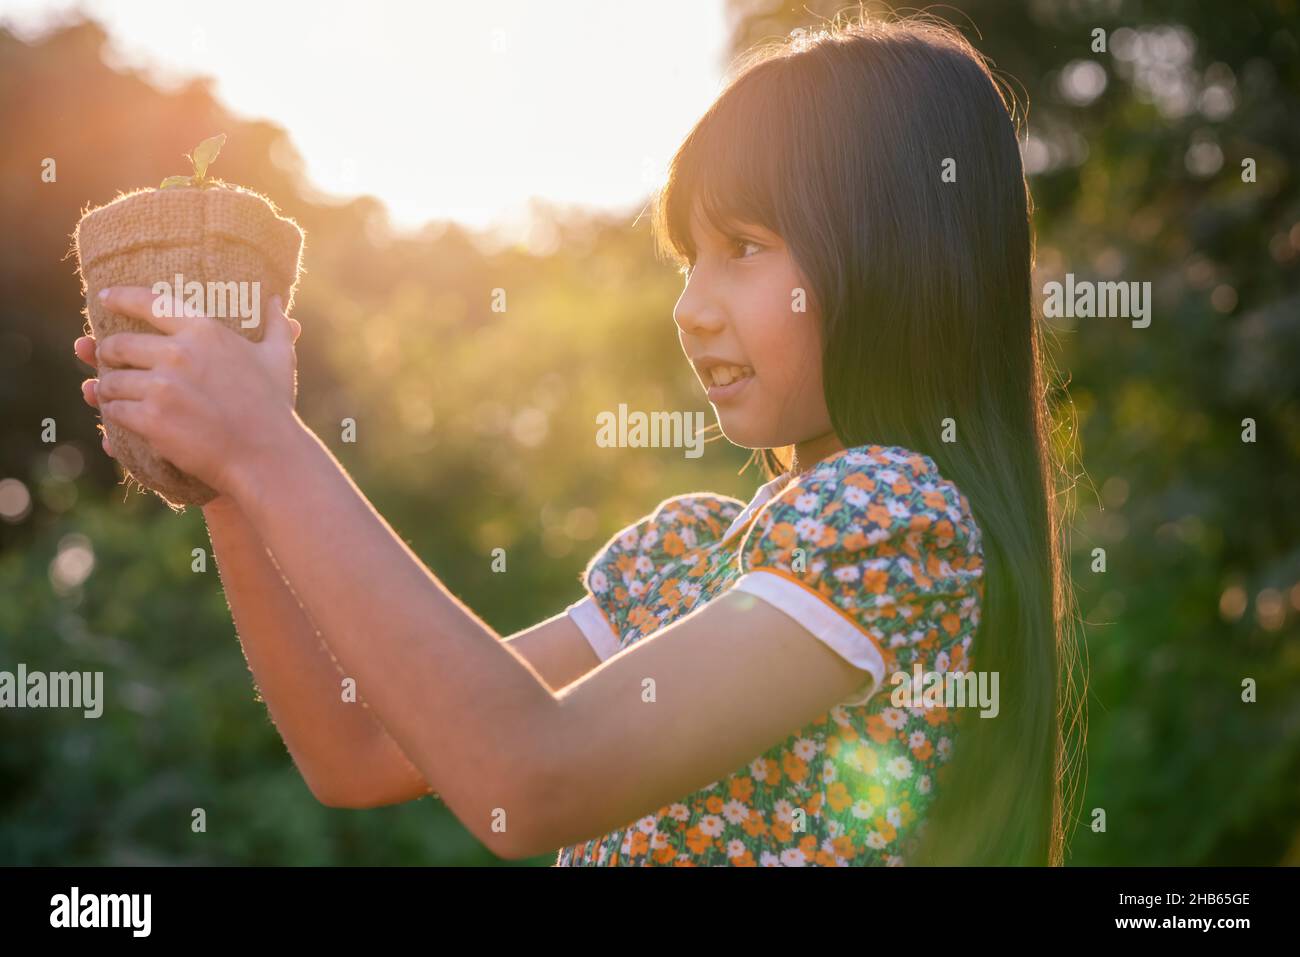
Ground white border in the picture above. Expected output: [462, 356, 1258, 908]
[565, 596, 621, 661]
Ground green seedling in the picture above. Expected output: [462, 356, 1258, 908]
[159, 133, 228, 189]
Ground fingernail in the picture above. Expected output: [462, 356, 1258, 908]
[272, 295, 283, 312]
[97, 288, 110, 300]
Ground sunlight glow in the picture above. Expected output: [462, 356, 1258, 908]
[0, 0, 730, 238]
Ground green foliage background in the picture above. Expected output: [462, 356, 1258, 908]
[1, 1, 1298, 865]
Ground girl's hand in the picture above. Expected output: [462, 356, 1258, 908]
[76, 332, 286, 516]
[74, 333, 117, 458]
[87, 287, 304, 499]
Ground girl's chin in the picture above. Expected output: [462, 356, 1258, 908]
[713, 412, 769, 449]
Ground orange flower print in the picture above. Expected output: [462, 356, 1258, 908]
[827, 781, 854, 812]
[663, 530, 686, 556]
[866, 713, 896, 744]
[752, 756, 782, 786]
[867, 503, 893, 528]
[767, 521, 797, 548]
[652, 844, 678, 864]
[862, 567, 890, 594]
[782, 750, 809, 784]
[922, 490, 947, 510]
[910, 735, 935, 761]
[627, 605, 657, 635]
[842, 530, 870, 551]
[844, 471, 877, 492]
[685, 826, 714, 855]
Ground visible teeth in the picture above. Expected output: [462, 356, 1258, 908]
[710, 364, 753, 386]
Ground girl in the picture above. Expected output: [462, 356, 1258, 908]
[74, 13, 1079, 866]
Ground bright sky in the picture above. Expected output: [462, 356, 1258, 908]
[0, 0, 733, 240]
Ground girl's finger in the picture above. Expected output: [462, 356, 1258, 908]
[100, 399, 150, 435]
[97, 332, 173, 370]
[74, 335, 98, 368]
[288, 317, 302, 343]
[263, 295, 295, 348]
[81, 378, 100, 408]
[98, 286, 185, 335]
[97, 369, 157, 402]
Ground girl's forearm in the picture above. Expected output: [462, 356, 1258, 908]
[202, 497, 432, 806]
[230, 413, 558, 850]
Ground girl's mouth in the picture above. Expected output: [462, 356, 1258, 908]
[705, 364, 755, 402]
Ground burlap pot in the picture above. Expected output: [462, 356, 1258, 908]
[74, 185, 304, 507]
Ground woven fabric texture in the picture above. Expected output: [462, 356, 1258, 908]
[74, 185, 304, 507]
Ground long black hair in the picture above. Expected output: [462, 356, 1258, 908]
[651, 11, 1084, 865]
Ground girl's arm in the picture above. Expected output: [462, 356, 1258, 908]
[206, 493, 605, 809]
[79, 333, 429, 808]
[209, 484, 605, 808]
[224, 415, 874, 858]
[225, 417, 558, 855]
[202, 495, 433, 808]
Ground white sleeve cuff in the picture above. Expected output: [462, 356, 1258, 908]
[731, 570, 887, 708]
[565, 596, 621, 661]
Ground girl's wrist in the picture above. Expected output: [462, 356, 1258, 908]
[201, 494, 243, 525]
[228, 409, 313, 514]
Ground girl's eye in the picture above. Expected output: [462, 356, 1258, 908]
[682, 237, 763, 277]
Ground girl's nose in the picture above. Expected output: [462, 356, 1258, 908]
[673, 284, 726, 338]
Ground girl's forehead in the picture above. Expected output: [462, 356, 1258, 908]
[688, 203, 726, 239]
[689, 203, 769, 241]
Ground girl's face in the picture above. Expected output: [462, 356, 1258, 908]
[674, 204, 833, 453]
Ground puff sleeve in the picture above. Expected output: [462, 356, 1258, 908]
[731, 446, 984, 708]
[565, 493, 743, 661]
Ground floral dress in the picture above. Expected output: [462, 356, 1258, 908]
[555, 444, 985, 866]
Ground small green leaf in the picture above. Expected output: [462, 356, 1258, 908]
[159, 175, 194, 189]
[191, 133, 226, 180]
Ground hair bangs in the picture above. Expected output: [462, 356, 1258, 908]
[653, 61, 794, 274]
